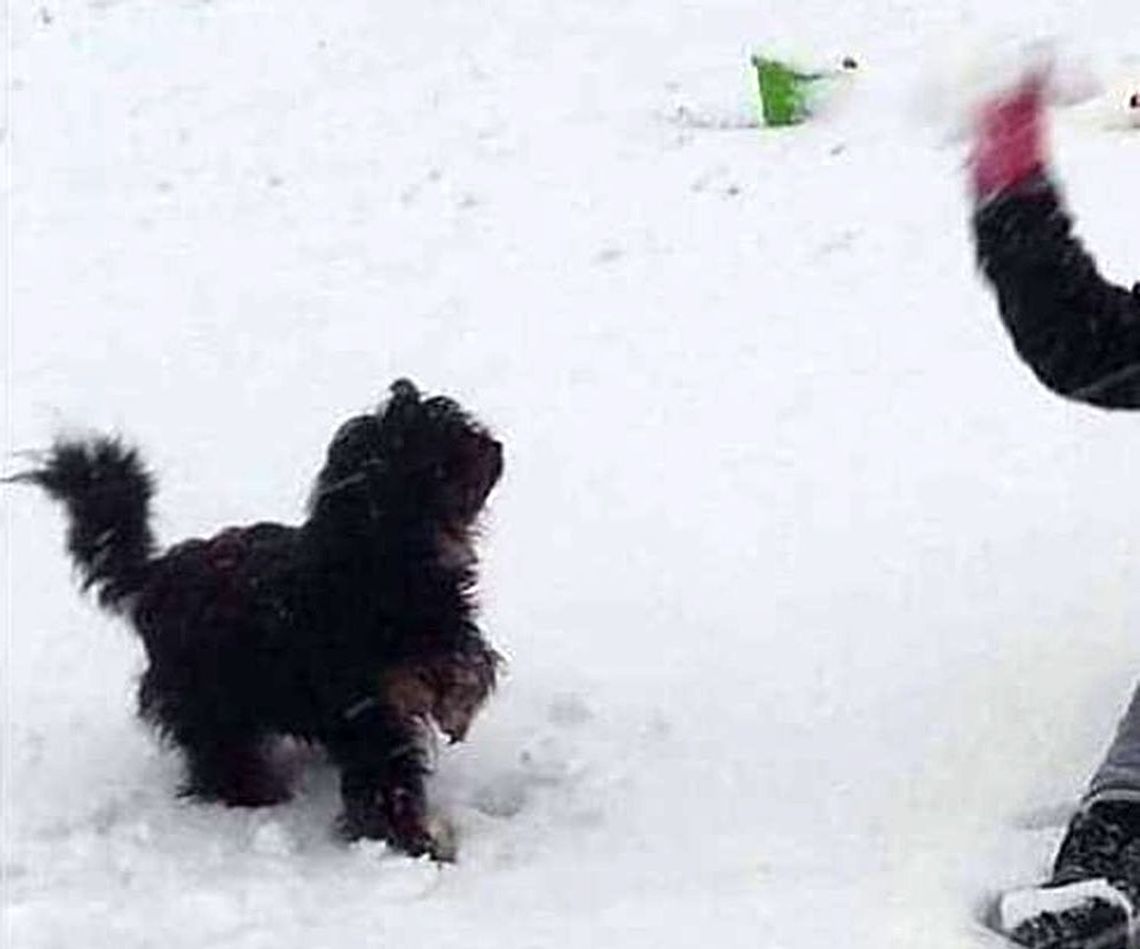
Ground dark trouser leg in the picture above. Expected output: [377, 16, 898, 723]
[1086, 681, 1140, 808]
[996, 686, 1140, 945]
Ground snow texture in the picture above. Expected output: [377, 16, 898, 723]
[3, 0, 1140, 947]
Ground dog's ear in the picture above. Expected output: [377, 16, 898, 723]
[308, 415, 384, 515]
[376, 379, 424, 451]
[329, 415, 380, 458]
[386, 379, 421, 407]
[320, 416, 383, 481]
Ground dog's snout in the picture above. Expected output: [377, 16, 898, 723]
[487, 439, 504, 480]
[473, 440, 504, 505]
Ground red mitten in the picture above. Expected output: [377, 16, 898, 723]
[969, 74, 1049, 203]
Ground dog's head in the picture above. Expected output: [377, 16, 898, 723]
[310, 380, 503, 563]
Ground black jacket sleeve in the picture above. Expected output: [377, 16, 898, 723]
[973, 174, 1140, 409]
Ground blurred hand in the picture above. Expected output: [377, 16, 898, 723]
[969, 73, 1048, 203]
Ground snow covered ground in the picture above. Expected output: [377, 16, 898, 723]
[4, 0, 1140, 945]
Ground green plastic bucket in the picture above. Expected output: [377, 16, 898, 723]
[750, 55, 857, 127]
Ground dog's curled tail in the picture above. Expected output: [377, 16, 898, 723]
[10, 437, 156, 611]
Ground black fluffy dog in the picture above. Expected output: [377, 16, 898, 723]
[13, 379, 503, 860]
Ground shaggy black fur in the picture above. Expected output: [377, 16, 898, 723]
[12, 379, 503, 860]
[974, 173, 1140, 408]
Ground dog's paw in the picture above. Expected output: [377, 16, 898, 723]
[425, 813, 458, 863]
[336, 793, 389, 843]
[338, 788, 456, 861]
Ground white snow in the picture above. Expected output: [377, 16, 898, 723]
[4, 0, 1140, 946]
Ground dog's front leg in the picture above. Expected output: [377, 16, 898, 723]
[431, 640, 501, 744]
[326, 702, 442, 859]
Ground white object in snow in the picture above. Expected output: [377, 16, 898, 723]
[998, 877, 1135, 934]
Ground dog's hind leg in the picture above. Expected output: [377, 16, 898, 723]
[178, 730, 293, 807]
[138, 669, 292, 807]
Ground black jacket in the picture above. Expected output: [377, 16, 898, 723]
[974, 175, 1140, 408]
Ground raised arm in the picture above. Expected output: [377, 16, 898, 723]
[969, 75, 1140, 408]
[974, 176, 1140, 407]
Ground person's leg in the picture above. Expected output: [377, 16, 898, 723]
[1085, 683, 1140, 807]
[1000, 685, 1140, 947]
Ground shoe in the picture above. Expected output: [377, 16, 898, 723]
[999, 802, 1140, 948]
